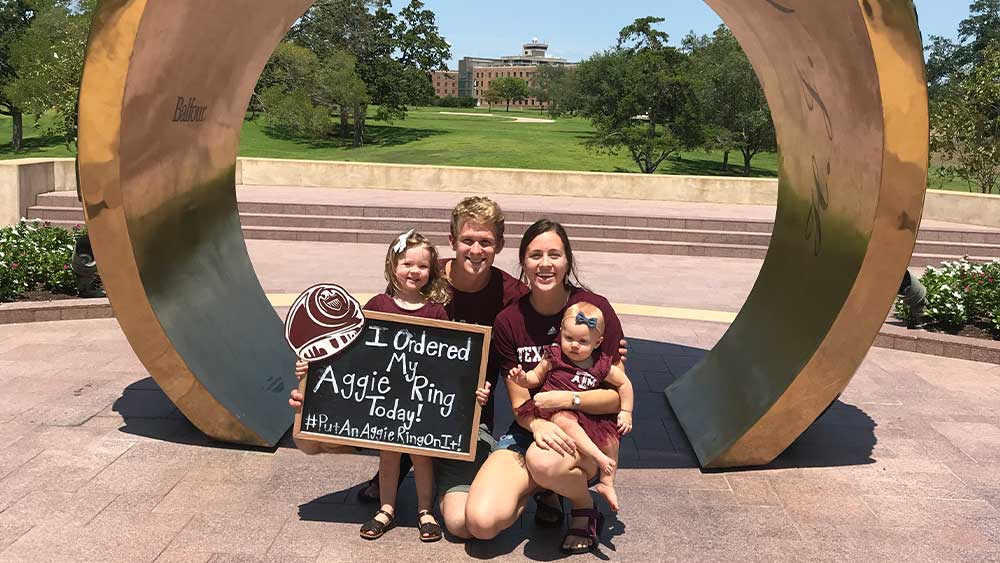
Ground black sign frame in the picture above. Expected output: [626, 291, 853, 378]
[293, 310, 491, 461]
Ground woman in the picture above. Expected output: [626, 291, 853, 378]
[464, 219, 626, 554]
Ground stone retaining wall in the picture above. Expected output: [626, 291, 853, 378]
[0, 158, 76, 225]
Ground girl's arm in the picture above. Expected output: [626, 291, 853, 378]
[604, 364, 635, 434]
[507, 355, 550, 389]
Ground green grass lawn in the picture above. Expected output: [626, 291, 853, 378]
[0, 108, 774, 177]
[0, 108, 982, 191]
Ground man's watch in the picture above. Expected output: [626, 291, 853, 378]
[571, 392, 582, 410]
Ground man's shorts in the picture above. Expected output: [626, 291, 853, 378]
[434, 425, 496, 497]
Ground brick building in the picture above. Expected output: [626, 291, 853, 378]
[432, 39, 575, 109]
[431, 70, 459, 98]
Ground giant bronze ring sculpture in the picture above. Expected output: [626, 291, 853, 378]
[78, 0, 928, 462]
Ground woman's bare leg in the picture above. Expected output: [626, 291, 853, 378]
[525, 443, 600, 551]
[465, 450, 537, 540]
[549, 411, 616, 475]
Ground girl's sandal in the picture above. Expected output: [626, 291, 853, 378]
[417, 509, 443, 543]
[533, 491, 564, 527]
[359, 509, 396, 540]
[560, 507, 604, 555]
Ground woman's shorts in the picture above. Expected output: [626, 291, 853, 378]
[496, 423, 535, 457]
[433, 425, 496, 497]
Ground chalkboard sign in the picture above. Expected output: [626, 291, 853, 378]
[293, 311, 491, 461]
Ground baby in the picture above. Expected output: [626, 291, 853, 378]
[508, 302, 634, 511]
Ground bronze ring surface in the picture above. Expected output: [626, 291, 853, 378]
[77, 0, 928, 460]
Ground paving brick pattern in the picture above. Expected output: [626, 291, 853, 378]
[3, 189, 1000, 561]
[1, 312, 999, 562]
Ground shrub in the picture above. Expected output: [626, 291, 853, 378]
[0, 220, 86, 302]
[895, 259, 1000, 336]
[432, 96, 477, 108]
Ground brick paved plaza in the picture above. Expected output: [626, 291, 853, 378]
[1, 189, 999, 562]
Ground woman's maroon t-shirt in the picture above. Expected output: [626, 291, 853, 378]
[493, 289, 624, 375]
[363, 293, 450, 320]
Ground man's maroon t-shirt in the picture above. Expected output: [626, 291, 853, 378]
[363, 293, 450, 320]
[493, 289, 624, 376]
[440, 259, 529, 326]
[439, 258, 529, 431]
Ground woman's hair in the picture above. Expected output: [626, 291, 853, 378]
[562, 302, 605, 336]
[450, 196, 506, 241]
[384, 231, 450, 305]
[517, 219, 586, 290]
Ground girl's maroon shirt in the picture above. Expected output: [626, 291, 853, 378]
[493, 289, 624, 374]
[363, 293, 450, 320]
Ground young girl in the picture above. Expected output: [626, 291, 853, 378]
[294, 229, 490, 542]
[507, 301, 634, 512]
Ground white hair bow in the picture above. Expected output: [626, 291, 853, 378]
[393, 229, 415, 253]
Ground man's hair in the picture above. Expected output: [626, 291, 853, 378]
[450, 196, 505, 241]
[562, 302, 605, 335]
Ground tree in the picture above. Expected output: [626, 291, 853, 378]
[488, 76, 529, 112]
[684, 25, 776, 175]
[925, 0, 1000, 100]
[483, 88, 501, 111]
[285, 0, 450, 147]
[3, 0, 93, 147]
[930, 42, 1000, 194]
[530, 64, 579, 117]
[0, 0, 48, 151]
[574, 17, 702, 174]
[257, 42, 369, 139]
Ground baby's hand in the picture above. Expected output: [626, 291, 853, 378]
[295, 359, 309, 381]
[507, 364, 530, 387]
[475, 382, 492, 406]
[617, 411, 633, 435]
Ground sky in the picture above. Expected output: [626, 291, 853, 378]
[425, 1, 970, 69]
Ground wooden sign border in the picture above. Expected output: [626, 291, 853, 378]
[293, 310, 491, 462]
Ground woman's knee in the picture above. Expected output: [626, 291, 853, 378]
[464, 502, 505, 540]
[524, 446, 571, 488]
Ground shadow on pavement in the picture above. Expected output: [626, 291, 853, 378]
[111, 377, 278, 453]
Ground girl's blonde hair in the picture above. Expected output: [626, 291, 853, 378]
[384, 231, 450, 305]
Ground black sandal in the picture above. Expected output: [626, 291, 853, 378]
[360, 509, 396, 540]
[533, 491, 564, 527]
[560, 506, 604, 554]
[417, 509, 442, 543]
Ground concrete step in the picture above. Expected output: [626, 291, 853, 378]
[31, 204, 1000, 260]
[37, 218, 997, 267]
[31, 194, 778, 233]
[32, 193, 1000, 243]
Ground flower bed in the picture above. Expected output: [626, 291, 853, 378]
[0, 220, 86, 303]
[894, 259, 1000, 340]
